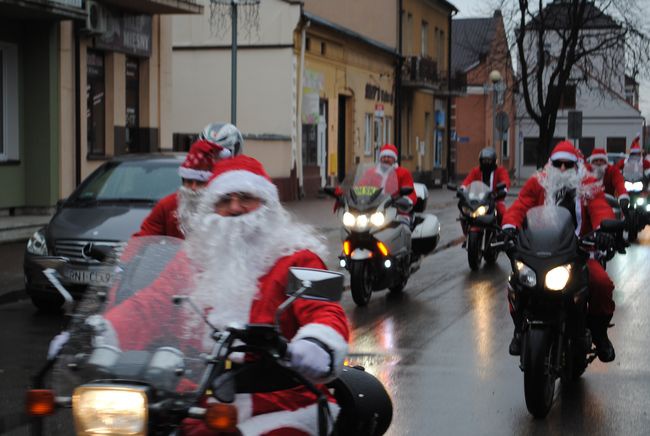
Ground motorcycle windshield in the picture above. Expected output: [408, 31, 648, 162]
[519, 206, 577, 253]
[52, 236, 210, 401]
[343, 163, 398, 209]
[623, 159, 643, 182]
[466, 181, 491, 202]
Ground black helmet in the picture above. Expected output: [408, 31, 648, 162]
[199, 123, 244, 158]
[479, 147, 497, 171]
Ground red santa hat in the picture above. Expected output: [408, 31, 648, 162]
[587, 147, 607, 163]
[379, 144, 399, 161]
[549, 140, 579, 162]
[178, 139, 221, 182]
[630, 135, 642, 154]
[206, 155, 279, 203]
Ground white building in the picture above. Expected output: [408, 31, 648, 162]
[514, 1, 644, 179]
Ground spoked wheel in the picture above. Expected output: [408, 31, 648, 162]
[482, 230, 498, 265]
[467, 231, 483, 271]
[523, 328, 556, 419]
[350, 261, 373, 306]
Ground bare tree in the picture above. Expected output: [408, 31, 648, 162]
[492, 0, 650, 167]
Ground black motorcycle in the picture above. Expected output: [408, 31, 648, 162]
[453, 181, 507, 270]
[495, 206, 624, 418]
[622, 160, 648, 242]
[27, 236, 393, 435]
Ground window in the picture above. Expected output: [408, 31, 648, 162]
[125, 57, 140, 154]
[87, 50, 106, 156]
[0, 43, 18, 161]
[523, 137, 538, 166]
[502, 128, 509, 159]
[424, 112, 431, 157]
[579, 137, 595, 157]
[437, 30, 445, 64]
[364, 113, 373, 156]
[421, 21, 429, 56]
[384, 116, 392, 145]
[434, 129, 442, 166]
[607, 137, 626, 153]
[405, 13, 413, 54]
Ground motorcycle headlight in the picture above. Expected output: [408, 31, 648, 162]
[625, 181, 643, 192]
[370, 212, 385, 227]
[545, 264, 572, 291]
[471, 205, 488, 218]
[515, 261, 537, 288]
[635, 197, 645, 206]
[356, 214, 369, 229]
[342, 212, 356, 228]
[26, 229, 48, 256]
[73, 385, 147, 436]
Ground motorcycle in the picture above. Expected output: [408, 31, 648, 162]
[324, 164, 440, 306]
[493, 206, 624, 418]
[453, 181, 507, 270]
[622, 159, 648, 242]
[26, 236, 393, 435]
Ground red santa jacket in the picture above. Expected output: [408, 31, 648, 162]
[133, 192, 184, 239]
[585, 163, 628, 200]
[105, 249, 349, 433]
[395, 166, 418, 205]
[462, 166, 511, 193]
[358, 165, 417, 205]
[503, 173, 614, 236]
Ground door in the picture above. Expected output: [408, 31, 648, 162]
[337, 95, 348, 183]
[317, 99, 328, 187]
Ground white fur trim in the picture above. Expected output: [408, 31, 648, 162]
[502, 224, 516, 230]
[575, 196, 582, 236]
[238, 402, 340, 436]
[178, 166, 212, 182]
[550, 151, 578, 162]
[644, 168, 650, 177]
[587, 154, 607, 163]
[618, 193, 630, 201]
[207, 170, 279, 203]
[379, 148, 398, 160]
[293, 323, 348, 383]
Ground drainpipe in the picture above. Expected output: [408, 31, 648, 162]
[395, 0, 403, 164]
[296, 18, 310, 199]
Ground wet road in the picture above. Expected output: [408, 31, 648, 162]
[1, 214, 650, 435]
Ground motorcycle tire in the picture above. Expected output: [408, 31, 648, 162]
[351, 261, 373, 307]
[467, 231, 482, 271]
[389, 274, 408, 294]
[523, 328, 556, 419]
[482, 231, 498, 265]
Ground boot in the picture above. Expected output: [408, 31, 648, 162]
[588, 315, 615, 363]
[509, 329, 522, 356]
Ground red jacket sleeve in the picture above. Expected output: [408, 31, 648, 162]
[495, 166, 511, 190]
[133, 193, 181, 238]
[502, 176, 543, 228]
[644, 159, 650, 177]
[397, 167, 418, 205]
[462, 167, 481, 187]
[606, 165, 628, 198]
[587, 186, 616, 230]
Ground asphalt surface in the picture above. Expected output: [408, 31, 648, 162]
[2, 193, 650, 435]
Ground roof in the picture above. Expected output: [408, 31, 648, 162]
[451, 17, 495, 74]
[526, 0, 619, 30]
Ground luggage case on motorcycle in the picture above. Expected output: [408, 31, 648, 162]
[411, 214, 440, 255]
[413, 183, 428, 213]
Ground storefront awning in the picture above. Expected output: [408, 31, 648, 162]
[99, 0, 202, 15]
[0, 0, 86, 20]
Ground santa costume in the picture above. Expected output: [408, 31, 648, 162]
[615, 136, 650, 177]
[461, 157, 511, 220]
[108, 155, 350, 435]
[585, 147, 629, 203]
[133, 139, 221, 239]
[378, 144, 418, 205]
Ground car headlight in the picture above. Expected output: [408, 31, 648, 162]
[515, 261, 537, 288]
[73, 385, 147, 436]
[356, 214, 369, 229]
[625, 181, 643, 192]
[545, 264, 572, 291]
[26, 229, 48, 256]
[370, 212, 385, 227]
[342, 212, 356, 227]
[471, 205, 488, 218]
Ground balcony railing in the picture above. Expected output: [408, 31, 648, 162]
[401, 56, 438, 87]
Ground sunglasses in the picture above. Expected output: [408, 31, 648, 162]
[551, 160, 576, 169]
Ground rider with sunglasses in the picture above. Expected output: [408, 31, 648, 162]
[501, 141, 617, 363]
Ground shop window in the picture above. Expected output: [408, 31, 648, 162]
[87, 50, 106, 156]
[607, 137, 626, 153]
[0, 43, 18, 161]
[364, 113, 373, 156]
[421, 21, 429, 57]
[125, 57, 140, 153]
[306, 37, 311, 52]
[320, 42, 326, 55]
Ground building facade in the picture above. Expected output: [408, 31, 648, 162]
[0, 0, 201, 212]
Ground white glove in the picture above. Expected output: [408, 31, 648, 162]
[47, 331, 70, 360]
[287, 339, 332, 380]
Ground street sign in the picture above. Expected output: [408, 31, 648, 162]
[374, 103, 384, 118]
[568, 111, 582, 139]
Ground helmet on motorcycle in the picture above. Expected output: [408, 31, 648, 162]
[199, 123, 244, 158]
[479, 147, 497, 172]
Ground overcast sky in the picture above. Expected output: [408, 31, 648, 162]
[450, 0, 650, 123]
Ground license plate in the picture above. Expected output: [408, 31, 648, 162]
[63, 266, 114, 286]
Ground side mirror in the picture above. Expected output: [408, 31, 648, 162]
[599, 219, 625, 233]
[399, 186, 414, 196]
[322, 186, 339, 198]
[286, 267, 344, 302]
[394, 197, 412, 212]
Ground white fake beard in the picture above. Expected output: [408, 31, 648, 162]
[183, 199, 327, 338]
[539, 164, 582, 206]
[176, 186, 203, 235]
[590, 164, 606, 181]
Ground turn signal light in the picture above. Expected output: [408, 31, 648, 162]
[343, 240, 351, 256]
[26, 389, 56, 416]
[377, 241, 389, 256]
[204, 403, 238, 432]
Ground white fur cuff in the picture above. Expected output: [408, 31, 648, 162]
[293, 323, 348, 382]
[618, 193, 630, 201]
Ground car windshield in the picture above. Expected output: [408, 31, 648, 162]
[70, 160, 181, 203]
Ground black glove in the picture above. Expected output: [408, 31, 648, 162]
[619, 198, 630, 214]
[595, 232, 615, 251]
[502, 227, 518, 241]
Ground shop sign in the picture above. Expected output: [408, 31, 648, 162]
[95, 15, 152, 58]
[365, 83, 393, 103]
[374, 104, 384, 118]
[49, 0, 82, 7]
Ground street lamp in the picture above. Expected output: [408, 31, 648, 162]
[489, 69, 502, 153]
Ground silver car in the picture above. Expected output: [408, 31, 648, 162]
[24, 154, 184, 311]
